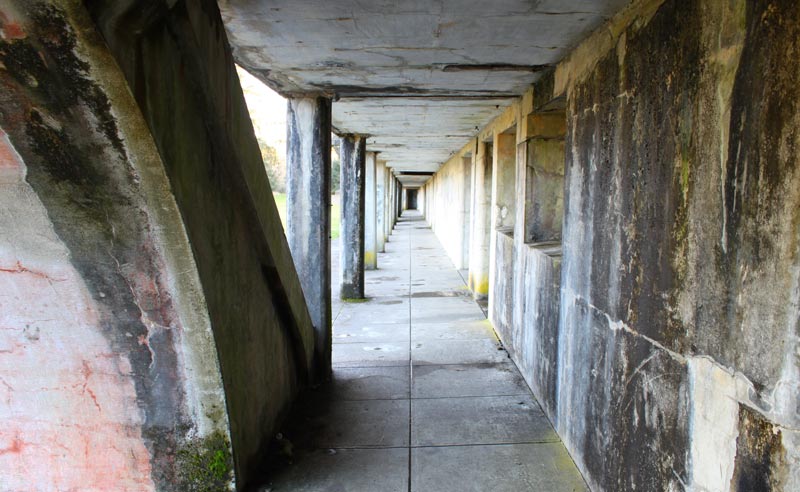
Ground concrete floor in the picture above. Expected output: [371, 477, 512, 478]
[263, 211, 587, 491]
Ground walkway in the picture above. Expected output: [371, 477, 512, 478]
[264, 211, 587, 491]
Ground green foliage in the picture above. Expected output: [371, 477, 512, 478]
[342, 297, 370, 303]
[331, 156, 341, 194]
[273, 192, 340, 239]
[259, 140, 286, 193]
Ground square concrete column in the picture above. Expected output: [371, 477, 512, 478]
[387, 175, 394, 229]
[376, 160, 387, 253]
[383, 166, 392, 242]
[286, 96, 332, 379]
[468, 143, 492, 299]
[488, 131, 517, 324]
[364, 152, 378, 270]
[339, 135, 367, 299]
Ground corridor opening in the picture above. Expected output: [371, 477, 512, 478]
[258, 210, 587, 491]
[406, 189, 419, 210]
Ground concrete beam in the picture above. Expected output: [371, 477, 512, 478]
[286, 96, 332, 379]
[339, 135, 367, 299]
[364, 152, 378, 270]
[525, 113, 567, 139]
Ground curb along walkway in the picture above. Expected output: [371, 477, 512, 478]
[264, 211, 587, 492]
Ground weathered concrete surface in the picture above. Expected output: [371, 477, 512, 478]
[525, 114, 566, 243]
[490, 231, 515, 349]
[488, 131, 517, 325]
[286, 96, 333, 381]
[220, 0, 629, 174]
[339, 135, 367, 299]
[467, 142, 492, 298]
[556, 0, 800, 489]
[82, 0, 318, 488]
[423, 0, 800, 490]
[376, 160, 387, 253]
[364, 151, 378, 270]
[423, 152, 472, 269]
[0, 1, 232, 489]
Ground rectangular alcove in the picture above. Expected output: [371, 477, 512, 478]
[524, 112, 566, 246]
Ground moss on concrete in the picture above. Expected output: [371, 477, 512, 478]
[176, 431, 234, 492]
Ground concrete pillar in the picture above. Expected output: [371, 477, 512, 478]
[460, 156, 473, 269]
[286, 96, 332, 378]
[383, 166, 391, 242]
[339, 135, 367, 299]
[468, 142, 492, 299]
[376, 161, 387, 252]
[390, 177, 396, 221]
[488, 131, 517, 324]
[398, 180, 403, 216]
[364, 152, 378, 270]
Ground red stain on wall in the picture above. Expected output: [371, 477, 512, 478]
[0, 131, 156, 490]
[0, 11, 27, 40]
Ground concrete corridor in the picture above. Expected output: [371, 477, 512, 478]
[264, 211, 587, 491]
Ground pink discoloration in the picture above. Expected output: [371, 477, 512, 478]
[0, 11, 27, 41]
[0, 436, 23, 455]
[0, 260, 67, 281]
[0, 131, 156, 490]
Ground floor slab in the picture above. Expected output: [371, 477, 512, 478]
[411, 395, 558, 446]
[412, 363, 528, 399]
[296, 398, 410, 448]
[268, 448, 409, 492]
[411, 444, 588, 492]
[323, 366, 410, 401]
[333, 322, 410, 344]
[411, 320, 496, 341]
[333, 341, 409, 367]
[411, 338, 510, 365]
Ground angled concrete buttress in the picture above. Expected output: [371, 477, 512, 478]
[339, 135, 367, 299]
[286, 96, 333, 380]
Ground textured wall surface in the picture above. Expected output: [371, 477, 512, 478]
[558, 0, 799, 489]
[0, 1, 234, 489]
[84, 0, 318, 487]
[0, 0, 316, 489]
[426, 0, 800, 490]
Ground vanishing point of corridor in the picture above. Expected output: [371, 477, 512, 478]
[263, 212, 587, 491]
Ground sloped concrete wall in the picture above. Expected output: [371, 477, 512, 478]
[84, 0, 318, 487]
[0, 2, 233, 489]
[0, 0, 316, 490]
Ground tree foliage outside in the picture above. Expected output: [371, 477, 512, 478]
[259, 140, 286, 193]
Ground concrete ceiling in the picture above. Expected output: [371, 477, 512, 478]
[219, 0, 629, 180]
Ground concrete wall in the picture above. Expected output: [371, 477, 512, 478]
[425, 0, 800, 490]
[0, 0, 316, 490]
[423, 151, 472, 270]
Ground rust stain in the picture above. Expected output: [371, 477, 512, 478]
[0, 436, 23, 455]
[0, 261, 67, 281]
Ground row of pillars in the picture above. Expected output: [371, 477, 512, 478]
[285, 96, 403, 380]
